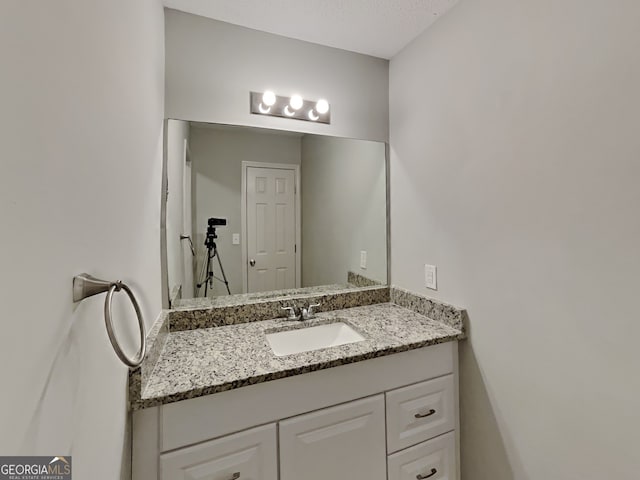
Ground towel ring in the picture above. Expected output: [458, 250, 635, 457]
[73, 273, 146, 368]
[104, 282, 146, 367]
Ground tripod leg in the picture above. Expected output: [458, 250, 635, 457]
[196, 250, 207, 292]
[204, 252, 211, 297]
[197, 250, 214, 297]
[214, 247, 232, 295]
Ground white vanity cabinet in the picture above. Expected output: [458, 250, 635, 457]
[387, 431, 457, 480]
[279, 395, 386, 480]
[385, 376, 458, 480]
[386, 374, 456, 453]
[160, 424, 277, 480]
[133, 342, 460, 480]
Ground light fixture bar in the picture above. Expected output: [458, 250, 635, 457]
[250, 91, 331, 124]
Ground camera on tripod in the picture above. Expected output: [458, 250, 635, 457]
[198, 217, 231, 296]
[208, 217, 227, 227]
[204, 217, 227, 249]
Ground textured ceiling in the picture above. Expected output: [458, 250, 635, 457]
[163, 0, 459, 59]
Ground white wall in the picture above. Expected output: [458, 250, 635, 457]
[301, 136, 387, 286]
[165, 120, 191, 300]
[389, 0, 640, 478]
[165, 9, 389, 143]
[190, 126, 301, 295]
[0, 1, 164, 479]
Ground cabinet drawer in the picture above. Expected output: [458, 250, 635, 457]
[160, 424, 277, 480]
[386, 375, 455, 453]
[279, 394, 386, 480]
[388, 432, 457, 480]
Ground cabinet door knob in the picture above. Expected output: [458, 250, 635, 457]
[417, 468, 437, 479]
[249, 259, 256, 267]
[414, 408, 436, 419]
[229, 473, 240, 480]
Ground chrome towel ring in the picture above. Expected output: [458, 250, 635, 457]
[73, 273, 146, 368]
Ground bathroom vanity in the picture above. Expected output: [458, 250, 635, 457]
[146, 117, 465, 480]
[130, 287, 465, 480]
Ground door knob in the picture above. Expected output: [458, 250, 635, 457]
[249, 259, 256, 267]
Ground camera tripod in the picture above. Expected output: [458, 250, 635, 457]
[196, 229, 231, 296]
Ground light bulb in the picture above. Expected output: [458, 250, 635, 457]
[290, 95, 303, 110]
[315, 99, 329, 114]
[262, 90, 276, 107]
[258, 103, 271, 114]
[308, 109, 319, 121]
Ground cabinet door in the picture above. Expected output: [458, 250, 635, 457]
[279, 394, 386, 480]
[160, 424, 277, 480]
[388, 432, 457, 480]
[386, 375, 455, 453]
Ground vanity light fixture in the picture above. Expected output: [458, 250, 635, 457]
[262, 90, 276, 106]
[315, 99, 329, 114]
[250, 91, 331, 124]
[258, 103, 271, 114]
[289, 95, 303, 110]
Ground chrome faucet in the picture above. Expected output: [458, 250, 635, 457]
[280, 303, 321, 321]
[280, 306, 299, 321]
[301, 303, 321, 320]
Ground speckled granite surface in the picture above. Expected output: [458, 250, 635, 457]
[390, 286, 467, 333]
[347, 271, 383, 287]
[173, 284, 356, 309]
[128, 310, 169, 400]
[168, 286, 390, 331]
[168, 285, 182, 308]
[130, 303, 463, 410]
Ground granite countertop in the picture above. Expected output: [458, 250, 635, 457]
[136, 302, 464, 409]
[173, 283, 361, 309]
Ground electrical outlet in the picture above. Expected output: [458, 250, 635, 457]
[232, 233, 240, 245]
[425, 264, 437, 290]
[360, 250, 367, 269]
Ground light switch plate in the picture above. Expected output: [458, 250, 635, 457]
[425, 264, 437, 290]
[360, 250, 367, 269]
[232, 233, 240, 245]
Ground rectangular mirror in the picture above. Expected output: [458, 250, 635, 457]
[163, 120, 389, 308]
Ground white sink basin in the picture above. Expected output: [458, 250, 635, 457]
[266, 322, 365, 357]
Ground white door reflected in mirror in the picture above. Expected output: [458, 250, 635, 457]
[245, 165, 297, 293]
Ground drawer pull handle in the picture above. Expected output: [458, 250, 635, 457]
[417, 468, 437, 479]
[414, 409, 436, 419]
[229, 473, 240, 480]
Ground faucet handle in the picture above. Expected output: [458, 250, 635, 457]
[307, 303, 321, 317]
[281, 306, 297, 320]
